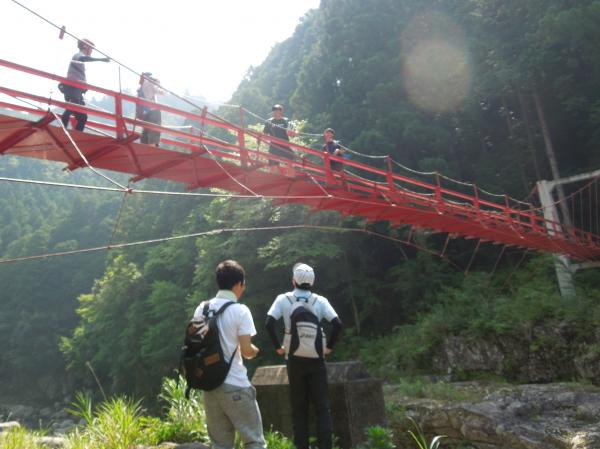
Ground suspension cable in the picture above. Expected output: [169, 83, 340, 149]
[0, 223, 463, 271]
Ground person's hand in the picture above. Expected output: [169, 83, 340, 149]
[324, 347, 332, 356]
[287, 129, 297, 138]
[102, 57, 110, 63]
[251, 343, 260, 357]
[276, 347, 285, 356]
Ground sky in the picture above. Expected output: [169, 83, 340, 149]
[1, 0, 320, 103]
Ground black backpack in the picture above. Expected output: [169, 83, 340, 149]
[180, 301, 237, 395]
[287, 294, 325, 359]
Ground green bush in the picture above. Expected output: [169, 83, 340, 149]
[264, 430, 295, 449]
[351, 256, 600, 381]
[359, 425, 396, 449]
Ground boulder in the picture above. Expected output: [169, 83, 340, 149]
[0, 421, 20, 432]
[34, 436, 66, 448]
[434, 324, 577, 383]
[395, 383, 600, 449]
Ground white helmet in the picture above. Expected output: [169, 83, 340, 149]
[293, 263, 315, 287]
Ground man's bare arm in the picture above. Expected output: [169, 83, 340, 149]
[238, 334, 259, 359]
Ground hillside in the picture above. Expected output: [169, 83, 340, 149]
[1, 0, 600, 405]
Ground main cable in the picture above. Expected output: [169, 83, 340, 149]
[0, 223, 464, 271]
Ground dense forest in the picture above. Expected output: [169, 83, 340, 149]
[1, 0, 600, 404]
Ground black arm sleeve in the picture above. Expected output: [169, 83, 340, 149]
[79, 56, 108, 62]
[265, 315, 281, 350]
[326, 317, 342, 349]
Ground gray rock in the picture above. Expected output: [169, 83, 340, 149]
[8, 404, 35, 419]
[396, 383, 600, 449]
[0, 421, 21, 432]
[39, 407, 54, 418]
[52, 418, 76, 434]
[34, 436, 66, 448]
[434, 323, 583, 384]
[175, 444, 210, 449]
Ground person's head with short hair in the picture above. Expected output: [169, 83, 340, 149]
[216, 260, 246, 297]
[272, 104, 284, 119]
[292, 263, 315, 290]
[77, 39, 94, 56]
[140, 72, 152, 83]
[324, 128, 335, 143]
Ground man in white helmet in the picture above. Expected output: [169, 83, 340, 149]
[265, 263, 342, 449]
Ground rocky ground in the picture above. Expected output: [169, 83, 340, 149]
[3, 382, 600, 448]
[387, 382, 600, 449]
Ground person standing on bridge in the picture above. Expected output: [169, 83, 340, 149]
[60, 39, 109, 132]
[265, 263, 342, 449]
[322, 128, 345, 172]
[136, 72, 164, 146]
[263, 104, 296, 171]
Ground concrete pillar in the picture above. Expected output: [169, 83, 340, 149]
[252, 361, 386, 449]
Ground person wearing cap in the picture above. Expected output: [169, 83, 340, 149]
[262, 104, 297, 169]
[60, 39, 109, 132]
[322, 128, 345, 172]
[136, 72, 164, 146]
[265, 263, 342, 449]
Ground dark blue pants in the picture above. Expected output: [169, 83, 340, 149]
[286, 357, 332, 449]
[61, 87, 87, 131]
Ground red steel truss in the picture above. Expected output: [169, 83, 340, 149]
[1, 58, 599, 261]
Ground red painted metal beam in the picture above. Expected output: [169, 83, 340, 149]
[0, 112, 55, 154]
[66, 134, 139, 171]
[2, 57, 600, 260]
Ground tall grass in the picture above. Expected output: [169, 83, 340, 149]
[0, 426, 44, 449]
[141, 376, 207, 444]
[64, 377, 207, 447]
[407, 418, 445, 449]
[64, 396, 143, 449]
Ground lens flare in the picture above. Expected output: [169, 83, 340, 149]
[401, 12, 471, 113]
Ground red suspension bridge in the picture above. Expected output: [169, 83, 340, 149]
[1, 58, 600, 261]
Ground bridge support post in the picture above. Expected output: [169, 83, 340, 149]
[537, 180, 576, 297]
[238, 107, 248, 168]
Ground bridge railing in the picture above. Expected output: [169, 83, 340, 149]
[1, 57, 599, 252]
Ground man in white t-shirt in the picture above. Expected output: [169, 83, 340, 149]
[192, 260, 265, 449]
[265, 263, 342, 449]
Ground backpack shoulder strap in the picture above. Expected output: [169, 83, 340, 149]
[309, 294, 318, 307]
[285, 293, 295, 305]
[214, 301, 237, 316]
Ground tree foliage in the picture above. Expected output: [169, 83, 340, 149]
[2, 0, 600, 401]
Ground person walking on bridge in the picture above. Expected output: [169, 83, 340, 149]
[60, 39, 109, 132]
